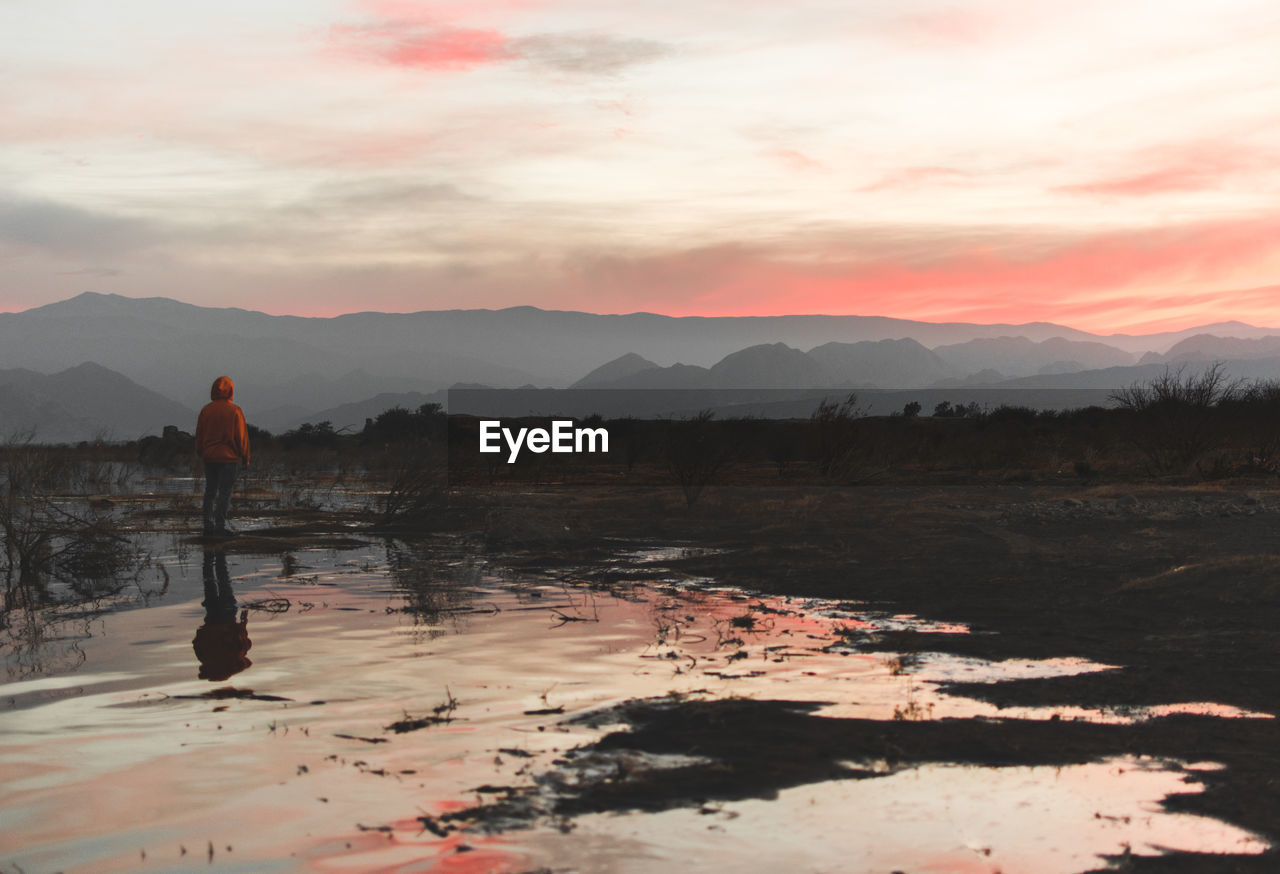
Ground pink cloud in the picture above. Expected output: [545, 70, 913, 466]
[772, 149, 821, 171]
[330, 20, 511, 71]
[546, 214, 1280, 332]
[21, 213, 1280, 333]
[330, 7, 668, 76]
[1103, 284, 1280, 333]
[890, 7, 996, 45]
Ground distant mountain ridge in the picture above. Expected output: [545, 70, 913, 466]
[570, 336, 1149, 391]
[4, 293, 1280, 440]
[274, 391, 447, 434]
[809, 339, 950, 387]
[1141, 334, 1280, 364]
[932, 336, 1135, 379]
[0, 362, 195, 443]
[7, 292, 1270, 402]
[572, 352, 660, 388]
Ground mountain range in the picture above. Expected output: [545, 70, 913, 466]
[0, 362, 195, 443]
[3, 292, 1280, 440]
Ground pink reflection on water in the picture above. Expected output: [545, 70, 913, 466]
[0, 544, 1271, 872]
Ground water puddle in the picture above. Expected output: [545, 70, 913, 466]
[506, 757, 1267, 874]
[0, 539, 1270, 872]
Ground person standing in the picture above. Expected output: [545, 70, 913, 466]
[195, 375, 250, 537]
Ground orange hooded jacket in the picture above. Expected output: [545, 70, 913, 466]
[195, 376, 250, 465]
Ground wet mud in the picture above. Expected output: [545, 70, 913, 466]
[439, 483, 1280, 872]
[5, 478, 1280, 872]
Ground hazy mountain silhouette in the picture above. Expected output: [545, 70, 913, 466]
[932, 368, 1010, 387]
[1098, 319, 1280, 354]
[0, 379, 98, 444]
[9, 292, 1261, 398]
[707, 343, 825, 388]
[598, 363, 714, 390]
[583, 345, 828, 390]
[571, 352, 661, 388]
[0, 362, 195, 442]
[933, 336, 1135, 378]
[808, 338, 951, 387]
[0, 293, 535, 409]
[1140, 334, 1280, 364]
[6, 294, 1280, 434]
[997, 357, 1280, 390]
[578, 340, 949, 390]
[273, 391, 449, 434]
[252, 370, 443, 418]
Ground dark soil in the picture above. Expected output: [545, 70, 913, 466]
[546, 697, 1277, 874]
[430, 480, 1280, 872]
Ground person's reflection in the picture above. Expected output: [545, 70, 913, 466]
[193, 548, 252, 681]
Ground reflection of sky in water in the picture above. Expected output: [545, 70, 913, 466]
[0, 541, 1270, 872]
[512, 758, 1268, 874]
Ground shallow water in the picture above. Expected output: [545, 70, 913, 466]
[0, 536, 1270, 872]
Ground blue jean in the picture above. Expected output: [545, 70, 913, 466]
[202, 462, 238, 533]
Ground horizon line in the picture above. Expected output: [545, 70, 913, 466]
[4, 290, 1278, 339]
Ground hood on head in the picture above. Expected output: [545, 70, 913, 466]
[210, 376, 234, 401]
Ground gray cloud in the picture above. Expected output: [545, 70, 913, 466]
[0, 197, 160, 257]
[301, 179, 478, 212]
[511, 33, 670, 76]
[56, 267, 123, 277]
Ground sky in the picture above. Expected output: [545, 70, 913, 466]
[2, 0, 1280, 333]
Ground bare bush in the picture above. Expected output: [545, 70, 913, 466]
[369, 447, 446, 526]
[1229, 379, 1280, 473]
[1108, 363, 1243, 474]
[811, 392, 883, 482]
[2, 437, 150, 675]
[664, 411, 730, 507]
[2, 445, 142, 591]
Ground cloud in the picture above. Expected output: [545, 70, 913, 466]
[56, 267, 123, 278]
[858, 166, 971, 192]
[1045, 283, 1280, 334]
[330, 20, 511, 71]
[887, 6, 996, 46]
[330, 13, 669, 76]
[8, 184, 1280, 334]
[510, 33, 669, 75]
[300, 178, 477, 211]
[771, 149, 822, 171]
[355, 0, 541, 20]
[531, 213, 1280, 331]
[1054, 142, 1273, 198]
[0, 196, 160, 257]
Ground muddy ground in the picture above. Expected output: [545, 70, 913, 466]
[388, 480, 1279, 873]
[147, 478, 1280, 871]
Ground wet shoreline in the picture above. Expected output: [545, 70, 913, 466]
[4, 480, 1280, 871]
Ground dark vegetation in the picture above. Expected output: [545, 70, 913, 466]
[107, 368, 1280, 518]
[7, 365, 1279, 598]
[431, 367, 1280, 499]
[1, 437, 153, 678]
[1, 439, 142, 594]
